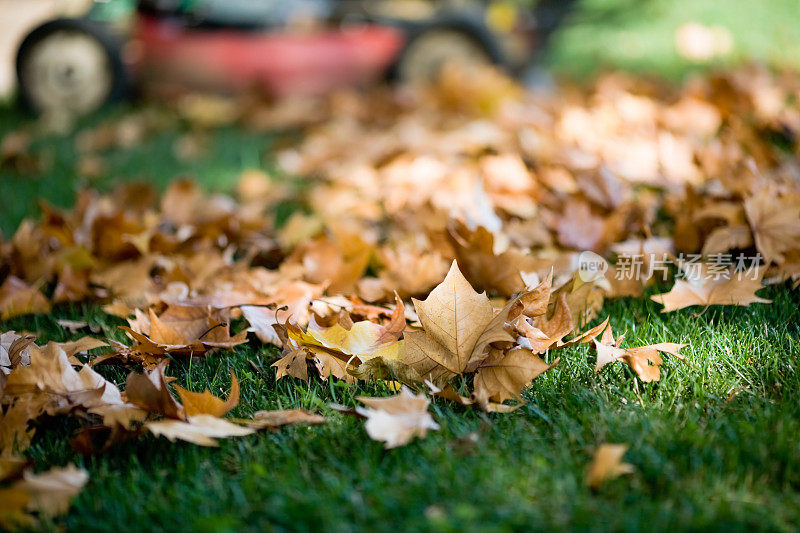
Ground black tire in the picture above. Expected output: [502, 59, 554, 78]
[389, 17, 505, 84]
[16, 18, 127, 115]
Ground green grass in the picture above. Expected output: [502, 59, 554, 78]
[3, 2, 800, 529]
[548, 0, 800, 80]
[2, 285, 799, 532]
[0, 104, 278, 236]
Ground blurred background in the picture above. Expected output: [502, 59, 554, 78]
[3, 0, 799, 101]
[2, 0, 800, 236]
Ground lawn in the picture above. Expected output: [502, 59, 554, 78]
[2, 0, 800, 531]
[4, 283, 799, 532]
[2, 105, 799, 529]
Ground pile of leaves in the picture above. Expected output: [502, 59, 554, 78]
[2, 63, 800, 524]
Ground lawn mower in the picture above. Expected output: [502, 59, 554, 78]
[16, 0, 576, 116]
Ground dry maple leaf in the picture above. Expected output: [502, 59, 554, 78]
[586, 443, 634, 490]
[403, 261, 494, 378]
[0, 332, 35, 374]
[3, 342, 126, 418]
[650, 268, 771, 312]
[123, 366, 256, 446]
[0, 277, 51, 320]
[449, 224, 540, 297]
[273, 307, 405, 384]
[303, 315, 404, 362]
[234, 409, 325, 430]
[124, 361, 185, 420]
[512, 269, 554, 319]
[356, 387, 439, 448]
[513, 291, 575, 354]
[272, 346, 310, 381]
[288, 231, 372, 294]
[241, 280, 327, 346]
[701, 224, 753, 256]
[173, 370, 240, 418]
[13, 464, 88, 516]
[0, 403, 36, 457]
[593, 326, 686, 382]
[145, 415, 255, 447]
[473, 348, 558, 405]
[743, 192, 800, 264]
[377, 247, 450, 299]
[121, 305, 247, 362]
[555, 199, 609, 252]
[241, 305, 284, 345]
[558, 275, 606, 326]
[0, 464, 88, 529]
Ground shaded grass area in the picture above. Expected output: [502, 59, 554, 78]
[0, 104, 280, 236]
[2, 285, 799, 532]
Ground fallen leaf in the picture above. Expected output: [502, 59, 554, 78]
[174, 370, 240, 417]
[404, 261, 494, 376]
[3, 342, 125, 417]
[744, 192, 800, 264]
[14, 464, 88, 516]
[593, 327, 686, 382]
[586, 443, 634, 490]
[125, 361, 185, 420]
[651, 268, 771, 312]
[474, 348, 558, 404]
[0, 277, 50, 320]
[0, 332, 35, 374]
[356, 387, 439, 448]
[236, 409, 325, 429]
[145, 414, 255, 447]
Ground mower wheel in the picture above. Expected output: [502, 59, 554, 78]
[392, 22, 502, 84]
[16, 18, 127, 115]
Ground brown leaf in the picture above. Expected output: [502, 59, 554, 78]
[594, 331, 686, 383]
[0, 277, 50, 320]
[121, 305, 247, 360]
[145, 415, 254, 446]
[0, 403, 36, 457]
[377, 248, 450, 298]
[586, 443, 634, 490]
[3, 342, 125, 418]
[511, 269, 554, 320]
[13, 464, 88, 516]
[125, 361, 185, 420]
[237, 409, 325, 429]
[356, 388, 439, 448]
[407, 261, 494, 375]
[272, 348, 310, 381]
[701, 225, 753, 256]
[474, 348, 558, 404]
[450, 224, 539, 297]
[556, 199, 609, 252]
[744, 192, 800, 264]
[174, 370, 240, 417]
[0, 332, 35, 373]
[302, 316, 404, 363]
[651, 269, 771, 312]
